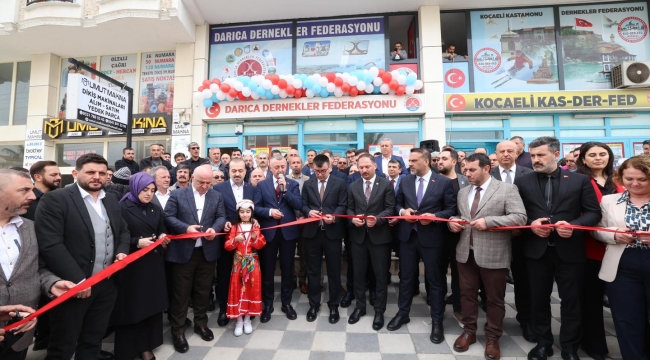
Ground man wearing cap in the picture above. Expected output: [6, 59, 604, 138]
[183, 142, 210, 175]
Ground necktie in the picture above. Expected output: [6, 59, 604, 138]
[504, 169, 513, 184]
[545, 175, 553, 208]
[470, 186, 482, 246]
[275, 182, 281, 202]
[416, 178, 424, 207]
[319, 180, 325, 202]
[391, 179, 395, 189]
[365, 181, 372, 204]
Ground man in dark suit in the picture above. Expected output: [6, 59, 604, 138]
[24, 161, 61, 221]
[386, 148, 456, 345]
[254, 155, 303, 323]
[183, 142, 210, 175]
[164, 165, 226, 353]
[320, 149, 347, 180]
[346, 154, 395, 331]
[489, 140, 536, 342]
[511, 136, 533, 169]
[375, 138, 408, 176]
[140, 143, 173, 171]
[302, 149, 317, 177]
[36, 154, 131, 360]
[301, 155, 347, 324]
[514, 136, 601, 360]
[114, 147, 139, 174]
[213, 159, 256, 327]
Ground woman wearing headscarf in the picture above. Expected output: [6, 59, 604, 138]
[113, 172, 170, 360]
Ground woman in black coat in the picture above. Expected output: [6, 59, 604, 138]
[114, 172, 170, 360]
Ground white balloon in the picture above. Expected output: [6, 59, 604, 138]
[372, 77, 383, 87]
[348, 76, 358, 86]
[209, 83, 219, 93]
[391, 70, 400, 79]
[305, 89, 315, 98]
[234, 81, 244, 91]
[226, 95, 235, 101]
[312, 74, 321, 81]
[380, 84, 390, 94]
[263, 79, 273, 90]
[388, 89, 396, 95]
[405, 85, 415, 95]
[397, 75, 407, 85]
[241, 87, 252, 97]
[414, 80, 424, 90]
[334, 88, 344, 97]
[256, 76, 265, 85]
[356, 81, 366, 91]
[225, 78, 236, 85]
[279, 89, 288, 98]
[216, 91, 226, 101]
[365, 83, 374, 93]
[326, 83, 336, 92]
[369, 66, 379, 77]
[318, 77, 329, 87]
[285, 75, 294, 84]
[293, 79, 303, 89]
[271, 85, 280, 95]
[342, 73, 350, 82]
[250, 91, 260, 100]
[202, 89, 212, 99]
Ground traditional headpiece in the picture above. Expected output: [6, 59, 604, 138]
[236, 199, 254, 210]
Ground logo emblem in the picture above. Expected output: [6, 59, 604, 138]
[205, 103, 221, 119]
[473, 48, 502, 74]
[405, 97, 421, 111]
[618, 17, 648, 43]
[43, 118, 64, 139]
[447, 94, 466, 111]
[235, 54, 268, 76]
[444, 68, 466, 88]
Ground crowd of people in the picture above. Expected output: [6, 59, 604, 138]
[0, 136, 649, 360]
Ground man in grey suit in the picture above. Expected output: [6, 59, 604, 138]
[0, 170, 75, 360]
[449, 154, 527, 360]
[347, 154, 395, 331]
[164, 165, 226, 353]
[489, 140, 537, 343]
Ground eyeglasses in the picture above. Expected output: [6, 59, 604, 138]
[190, 147, 200, 150]
[213, 176, 224, 179]
[432, 159, 439, 162]
[314, 168, 330, 174]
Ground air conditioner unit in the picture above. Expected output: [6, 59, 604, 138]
[612, 61, 650, 89]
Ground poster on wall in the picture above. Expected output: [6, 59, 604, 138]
[209, 23, 293, 81]
[23, 140, 44, 169]
[633, 142, 645, 155]
[139, 51, 175, 114]
[559, 2, 650, 90]
[296, 17, 385, 74]
[58, 56, 96, 120]
[562, 142, 582, 157]
[605, 142, 625, 160]
[368, 144, 414, 166]
[469, 8, 559, 93]
[442, 62, 470, 93]
[100, 54, 137, 90]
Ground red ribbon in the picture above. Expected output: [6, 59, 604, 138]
[4, 213, 644, 330]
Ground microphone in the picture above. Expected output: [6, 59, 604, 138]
[278, 173, 285, 193]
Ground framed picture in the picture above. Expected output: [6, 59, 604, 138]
[562, 143, 582, 158]
[604, 142, 625, 160]
[633, 142, 645, 156]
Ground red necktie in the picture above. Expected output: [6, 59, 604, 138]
[275, 183, 281, 202]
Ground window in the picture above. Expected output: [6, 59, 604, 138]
[0, 63, 12, 126]
[13, 62, 31, 126]
[364, 132, 418, 148]
[441, 13, 468, 60]
[245, 135, 298, 150]
[56, 143, 104, 167]
[0, 145, 24, 169]
[388, 14, 417, 61]
[107, 139, 172, 167]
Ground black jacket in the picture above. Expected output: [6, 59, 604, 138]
[23, 188, 44, 221]
[301, 176, 347, 239]
[139, 157, 172, 171]
[114, 158, 140, 174]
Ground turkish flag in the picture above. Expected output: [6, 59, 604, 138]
[575, 18, 593, 27]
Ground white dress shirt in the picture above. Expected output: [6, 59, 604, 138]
[498, 165, 517, 183]
[381, 156, 391, 176]
[363, 175, 377, 193]
[318, 176, 330, 195]
[231, 179, 244, 203]
[0, 216, 23, 279]
[193, 186, 206, 247]
[78, 184, 106, 220]
[467, 176, 493, 211]
[156, 190, 171, 209]
[399, 170, 432, 215]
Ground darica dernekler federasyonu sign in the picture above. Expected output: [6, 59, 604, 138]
[66, 73, 130, 133]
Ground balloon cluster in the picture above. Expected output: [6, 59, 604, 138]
[196, 66, 424, 108]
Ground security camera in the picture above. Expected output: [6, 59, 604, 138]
[183, 120, 190, 126]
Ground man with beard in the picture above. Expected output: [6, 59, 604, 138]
[36, 154, 130, 359]
[222, 149, 251, 182]
[24, 161, 61, 221]
[114, 147, 139, 174]
[243, 154, 255, 170]
[140, 144, 172, 171]
[255, 152, 272, 179]
[170, 164, 191, 190]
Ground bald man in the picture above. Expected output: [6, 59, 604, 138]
[474, 148, 487, 155]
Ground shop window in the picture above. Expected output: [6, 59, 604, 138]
[56, 143, 104, 167]
[610, 115, 649, 127]
[441, 12, 468, 61]
[364, 132, 419, 148]
[448, 131, 504, 140]
[0, 144, 24, 169]
[388, 14, 417, 61]
[510, 116, 553, 128]
[12, 62, 30, 126]
[511, 130, 555, 138]
[304, 119, 357, 132]
[0, 63, 12, 126]
[559, 129, 605, 138]
[448, 120, 503, 129]
[107, 139, 172, 167]
[559, 115, 604, 127]
[304, 133, 357, 142]
[612, 129, 650, 137]
[245, 135, 298, 150]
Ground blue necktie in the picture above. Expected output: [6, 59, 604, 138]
[416, 178, 424, 207]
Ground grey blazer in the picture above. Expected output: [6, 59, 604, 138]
[0, 218, 60, 351]
[453, 179, 527, 269]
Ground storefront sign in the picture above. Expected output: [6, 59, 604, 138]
[58, 56, 96, 120]
[42, 113, 171, 139]
[559, 2, 650, 90]
[446, 89, 650, 112]
[66, 73, 129, 132]
[26, 129, 43, 140]
[171, 123, 190, 136]
[209, 22, 293, 81]
[139, 51, 175, 114]
[23, 140, 45, 169]
[204, 94, 425, 120]
[100, 54, 137, 89]
[296, 17, 385, 74]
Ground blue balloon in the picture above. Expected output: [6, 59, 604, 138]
[320, 89, 329, 98]
[265, 90, 273, 99]
[304, 78, 314, 89]
[256, 87, 265, 96]
[312, 85, 322, 93]
[406, 73, 417, 85]
[364, 74, 373, 83]
[373, 87, 380, 94]
[248, 80, 258, 90]
[203, 98, 213, 107]
[211, 94, 218, 102]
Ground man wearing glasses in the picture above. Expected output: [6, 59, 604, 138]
[183, 142, 209, 175]
[211, 170, 225, 186]
[391, 42, 408, 61]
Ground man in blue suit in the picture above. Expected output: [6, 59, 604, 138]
[213, 158, 256, 327]
[254, 155, 303, 323]
[164, 165, 227, 353]
[385, 148, 457, 346]
[375, 138, 409, 176]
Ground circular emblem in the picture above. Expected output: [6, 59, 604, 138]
[235, 54, 268, 76]
[205, 103, 221, 118]
[447, 94, 466, 111]
[404, 97, 421, 112]
[234, 48, 243, 57]
[474, 48, 502, 74]
[618, 17, 648, 43]
[444, 68, 466, 88]
[393, 66, 415, 75]
[225, 54, 235, 63]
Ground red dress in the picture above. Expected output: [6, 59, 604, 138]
[225, 224, 266, 318]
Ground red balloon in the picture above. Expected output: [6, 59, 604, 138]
[341, 83, 351, 93]
[228, 88, 238, 98]
[197, 86, 204, 92]
[211, 78, 221, 85]
[388, 80, 398, 90]
[294, 89, 303, 98]
[334, 77, 343, 87]
[359, 90, 366, 95]
[285, 85, 295, 95]
[278, 79, 288, 89]
[202, 79, 211, 88]
[271, 75, 280, 85]
[382, 72, 392, 84]
[220, 83, 231, 93]
[325, 73, 336, 82]
[378, 68, 385, 75]
[238, 91, 247, 100]
[395, 85, 405, 95]
[349, 88, 358, 97]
